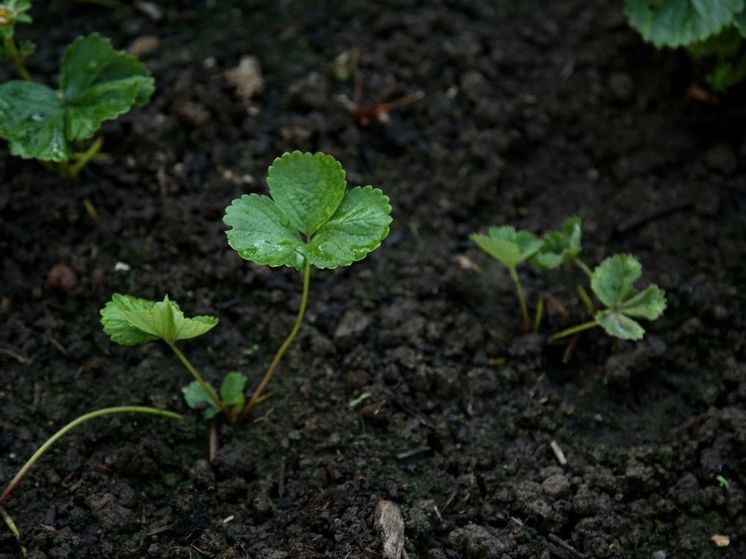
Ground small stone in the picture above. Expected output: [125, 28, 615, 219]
[334, 310, 371, 341]
[651, 551, 667, 559]
[225, 56, 264, 105]
[128, 35, 159, 57]
[448, 523, 507, 559]
[374, 500, 405, 559]
[47, 264, 78, 292]
[542, 473, 571, 497]
[172, 101, 211, 127]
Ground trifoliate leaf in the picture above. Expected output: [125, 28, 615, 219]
[224, 194, 306, 269]
[0, 33, 154, 161]
[224, 151, 392, 271]
[471, 226, 543, 269]
[266, 151, 346, 235]
[596, 309, 647, 340]
[591, 254, 641, 308]
[0, 0, 32, 39]
[220, 372, 247, 409]
[306, 186, 392, 269]
[532, 216, 582, 270]
[590, 254, 667, 341]
[625, 0, 744, 47]
[101, 294, 218, 346]
[183, 381, 220, 419]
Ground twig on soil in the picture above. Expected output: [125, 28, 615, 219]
[510, 516, 587, 559]
[209, 420, 219, 463]
[550, 440, 568, 466]
[0, 347, 33, 364]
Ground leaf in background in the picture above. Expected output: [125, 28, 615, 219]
[0, 0, 32, 39]
[532, 216, 582, 270]
[225, 151, 393, 270]
[101, 294, 218, 346]
[182, 381, 220, 419]
[0, 33, 154, 161]
[471, 226, 542, 269]
[625, 0, 745, 47]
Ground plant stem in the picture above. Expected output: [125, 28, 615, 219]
[167, 342, 230, 417]
[2, 36, 31, 81]
[57, 137, 104, 181]
[509, 267, 531, 332]
[532, 296, 544, 333]
[574, 258, 593, 280]
[548, 320, 597, 342]
[240, 258, 311, 421]
[0, 505, 22, 551]
[576, 284, 595, 315]
[0, 406, 181, 505]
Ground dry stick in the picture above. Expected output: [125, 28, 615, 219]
[239, 259, 311, 421]
[0, 406, 182, 504]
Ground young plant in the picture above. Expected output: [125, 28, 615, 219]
[224, 151, 392, 419]
[0, 32, 154, 179]
[550, 254, 666, 342]
[101, 152, 392, 423]
[625, 0, 746, 91]
[1, 405, 180, 549]
[531, 216, 593, 279]
[470, 226, 543, 331]
[0, 0, 33, 80]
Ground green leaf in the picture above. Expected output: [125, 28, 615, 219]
[266, 151, 346, 235]
[591, 254, 641, 308]
[224, 194, 306, 269]
[0, 33, 154, 162]
[589, 254, 666, 341]
[625, 0, 745, 47]
[101, 293, 218, 346]
[183, 381, 220, 419]
[306, 186, 392, 269]
[220, 372, 247, 409]
[0, 81, 69, 161]
[100, 293, 161, 346]
[224, 151, 393, 270]
[596, 310, 646, 340]
[60, 33, 155, 140]
[0, 0, 32, 39]
[532, 216, 582, 270]
[471, 226, 542, 269]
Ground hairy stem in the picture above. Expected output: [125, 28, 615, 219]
[240, 259, 311, 420]
[509, 267, 531, 332]
[548, 320, 597, 342]
[168, 342, 230, 417]
[2, 36, 31, 81]
[0, 406, 181, 505]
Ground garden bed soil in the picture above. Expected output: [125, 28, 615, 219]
[1, 1, 745, 558]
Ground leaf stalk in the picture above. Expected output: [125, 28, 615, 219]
[508, 267, 531, 332]
[168, 342, 230, 418]
[239, 258, 311, 421]
[2, 36, 31, 81]
[548, 320, 597, 342]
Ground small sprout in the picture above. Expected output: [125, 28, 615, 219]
[550, 254, 666, 342]
[101, 294, 232, 419]
[0, 33, 154, 177]
[532, 216, 592, 277]
[225, 151, 392, 419]
[184, 371, 247, 420]
[471, 226, 543, 331]
[0, 1, 32, 37]
[716, 474, 730, 490]
[348, 391, 372, 408]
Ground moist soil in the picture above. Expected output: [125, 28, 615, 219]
[1, 1, 745, 558]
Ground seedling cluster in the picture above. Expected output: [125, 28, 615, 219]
[0, 1, 154, 179]
[472, 217, 667, 343]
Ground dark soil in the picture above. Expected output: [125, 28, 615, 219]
[2, 1, 745, 558]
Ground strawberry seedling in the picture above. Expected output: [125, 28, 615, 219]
[549, 254, 666, 341]
[101, 151, 392, 423]
[0, 32, 154, 179]
[471, 226, 543, 331]
[0, 0, 33, 81]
